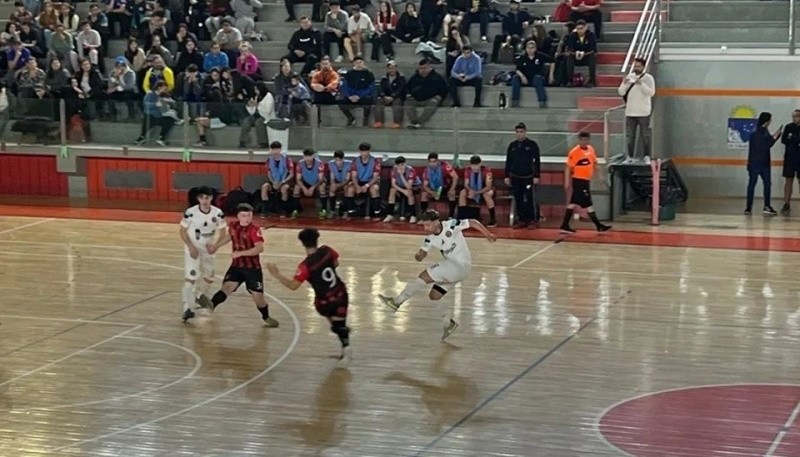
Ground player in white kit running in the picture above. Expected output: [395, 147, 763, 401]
[180, 187, 227, 322]
[378, 209, 497, 340]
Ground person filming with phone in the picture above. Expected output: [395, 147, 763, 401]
[745, 111, 782, 216]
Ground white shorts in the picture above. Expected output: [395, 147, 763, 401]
[184, 246, 216, 282]
[426, 259, 470, 292]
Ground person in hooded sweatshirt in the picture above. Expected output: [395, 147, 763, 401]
[283, 16, 322, 77]
[746, 112, 782, 216]
[105, 56, 138, 120]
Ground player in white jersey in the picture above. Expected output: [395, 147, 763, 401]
[180, 187, 227, 322]
[378, 209, 496, 340]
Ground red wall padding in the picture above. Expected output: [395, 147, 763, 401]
[0, 154, 69, 196]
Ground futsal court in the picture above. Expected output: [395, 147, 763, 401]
[1, 210, 800, 457]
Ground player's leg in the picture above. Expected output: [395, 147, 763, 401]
[420, 187, 433, 212]
[369, 183, 381, 218]
[291, 182, 303, 218]
[485, 189, 496, 226]
[343, 182, 356, 218]
[318, 181, 328, 217]
[581, 185, 611, 232]
[195, 252, 216, 309]
[379, 268, 436, 311]
[279, 183, 292, 217]
[428, 283, 458, 341]
[182, 248, 202, 321]
[245, 269, 279, 327]
[205, 267, 244, 311]
[384, 188, 398, 222]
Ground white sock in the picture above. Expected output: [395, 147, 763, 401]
[182, 283, 194, 311]
[436, 300, 451, 326]
[394, 277, 428, 305]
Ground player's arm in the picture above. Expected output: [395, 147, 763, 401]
[564, 163, 572, 189]
[466, 219, 497, 242]
[416, 237, 432, 261]
[368, 169, 380, 187]
[215, 231, 232, 249]
[480, 173, 493, 194]
[232, 241, 263, 258]
[265, 264, 303, 290]
[448, 167, 459, 191]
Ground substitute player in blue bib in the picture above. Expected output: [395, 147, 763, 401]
[383, 156, 421, 224]
[327, 150, 351, 218]
[260, 141, 294, 217]
[267, 228, 351, 363]
[345, 142, 382, 219]
[292, 148, 328, 219]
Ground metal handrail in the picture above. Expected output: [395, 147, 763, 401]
[622, 0, 662, 73]
[603, 104, 626, 162]
[790, 0, 796, 55]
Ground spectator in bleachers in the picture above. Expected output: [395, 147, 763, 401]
[205, 0, 233, 36]
[371, 1, 397, 62]
[404, 58, 446, 129]
[292, 148, 328, 219]
[445, 25, 468, 78]
[328, 149, 351, 215]
[58, 3, 80, 33]
[38, 1, 59, 47]
[566, 19, 596, 88]
[491, 0, 530, 63]
[345, 142, 382, 220]
[142, 55, 175, 93]
[124, 37, 147, 71]
[203, 42, 229, 72]
[194, 87, 234, 146]
[449, 45, 482, 107]
[215, 19, 243, 63]
[175, 23, 199, 55]
[19, 22, 45, 59]
[374, 60, 404, 129]
[146, 35, 174, 65]
[45, 58, 71, 98]
[384, 155, 420, 223]
[76, 21, 102, 67]
[11, 2, 33, 25]
[569, 0, 602, 41]
[286, 72, 312, 124]
[17, 58, 45, 98]
[396, 3, 424, 43]
[6, 38, 32, 82]
[442, 0, 468, 41]
[175, 38, 203, 74]
[420, 152, 459, 217]
[175, 63, 204, 119]
[322, 0, 348, 63]
[284, 0, 323, 23]
[239, 80, 272, 148]
[285, 16, 322, 76]
[3, 23, 20, 45]
[261, 142, 295, 217]
[231, 0, 263, 41]
[745, 112, 780, 216]
[459, 155, 496, 226]
[24, 0, 41, 18]
[70, 58, 103, 119]
[236, 42, 261, 80]
[141, 11, 169, 46]
[511, 39, 547, 108]
[106, 57, 139, 120]
[184, 0, 208, 40]
[222, 67, 256, 106]
[135, 80, 176, 145]
[462, 0, 489, 43]
[273, 58, 292, 115]
[344, 6, 374, 62]
[338, 56, 375, 127]
[529, 24, 553, 58]
[420, 0, 445, 42]
[549, 21, 572, 86]
[87, 4, 110, 45]
[310, 55, 340, 104]
[49, 24, 78, 72]
[105, 0, 130, 39]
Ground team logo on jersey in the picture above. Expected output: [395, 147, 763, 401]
[445, 231, 452, 237]
[212, 217, 217, 223]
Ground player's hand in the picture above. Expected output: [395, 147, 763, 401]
[206, 243, 217, 254]
[265, 263, 279, 276]
[487, 233, 497, 243]
[231, 251, 241, 259]
[414, 251, 425, 262]
[189, 246, 199, 259]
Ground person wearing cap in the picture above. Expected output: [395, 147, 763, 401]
[344, 6, 375, 62]
[746, 112, 781, 216]
[338, 56, 375, 127]
[491, 0, 531, 63]
[511, 39, 548, 108]
[504, 122, 541, 228]
[106, 56, 138, 120]
[322, 0, 349, 62]
[449, 45, 482, 107]
[284, 16, 322, 76]
[404, 58, 448, 129]
[374, 60, 405, 128]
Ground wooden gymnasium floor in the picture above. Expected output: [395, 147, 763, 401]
[2, 211, 800, 457]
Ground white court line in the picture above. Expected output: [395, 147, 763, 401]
[0, 314, 139, 327]
[48, 258, 301, 453]
[765, 401, 800, 456]
[510, 243, 559, 269]
[0, 218, 53, 236]
[0, 325, 143, 389]
[8, 336, 203, 412]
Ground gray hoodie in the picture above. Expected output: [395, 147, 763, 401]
[231, 0, 262, 19]
[324, 10, 349, 33]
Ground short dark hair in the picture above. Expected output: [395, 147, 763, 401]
[79, 20, 90, 28]
[428, 152, 439, 160]
[395, 156, 406, 164]
[353, 55, 365, 62]
[186, 64, 199, 73]
[358, 142, 371, 151]
[196, 186, 214, 198]
[270, 141, 282, 149]
[299, 15, 310, 20]
[462, 45, 472, 51]
[303, 148, 315, 157]
[576, 19, 587, 26]
[469, 155, 481, 165]
[578, 131, 591, 139]
[333, 149, 345, 159]
[418, 58, 430, 66]
[329, 0, 340, 5]
[420, 209, 440, 221]
[633, 57, 646, 66]
[298, 228, 320, 248]
[515, 122, 527, 131]
[221, 18, 232, 26]
[237, 203, 254, 213]
[153, 81, 167, 91]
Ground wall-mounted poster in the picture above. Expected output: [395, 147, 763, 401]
[727, 105, 757, 149]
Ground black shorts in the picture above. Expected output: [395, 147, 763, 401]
[301, 180, 320, 189]
[783, 159, 800, 178]
[569, 179, 593, 209]
[316, 297, 348, 319]
[357, 180, 372, 188]
[223, 267, 264, 293]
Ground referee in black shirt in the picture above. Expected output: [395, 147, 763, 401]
[504, 122, 541, 228]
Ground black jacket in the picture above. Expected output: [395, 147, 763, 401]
[502, 10, 532, 37]
[288, 27, 322, 56]
[515, 53, 545, 80]
[378, 73, 406, 98]
[505, 137, 541, 178]
[748, 127, 777, 171]
[566, 31, 597, 53]
[782, 123, 800, 158]
[404, 69, 448, 101]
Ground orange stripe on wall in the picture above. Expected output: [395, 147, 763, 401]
[658, 88, 800, 97]
[672, 157, 782, 167]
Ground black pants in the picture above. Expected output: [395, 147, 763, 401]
[449, 77, 483, 107]
[371, 33, 394, 61]
[462, 9, 488, 37]
[569, 10, 602, 39]
[421, 11, 444, 41]
[139, 115, 175, 140]
[567, 53, 597, 85]
[322, 31, 345, 57]
[510, 176, 536, 223]
[283, 52, 319, 76]
[107, 12, 131, 38]
[285, 0, 323, 21]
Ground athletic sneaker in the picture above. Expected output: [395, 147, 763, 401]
[182, 308, 196, 322]
[383, 214, 395, 223]
[442, 319, 458, 341]
[378, 294, 399, 312]
[409, 216, 417, 224]
[291, 209, 299, 219]
[560, 226, 577, 235]
[782, 203, 791, 216]
[339, 346, 352, 366]
[597, 224, 612, 232]
[263, 317, 280, 328]
[744, 208, 752, 215]
[764, 206, 778, 216]
[196, 294, 213, 310]
[487, 219, 497, 228]
[318, 209, 328, 219]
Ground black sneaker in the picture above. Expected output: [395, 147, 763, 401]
[781, 203, 791, 216]
[182, 308, 196, 322]
[486, 219, 497, 227]
[744, 208, 752, 215]
[597, 224, 612, 232]
[764, 206, 778, 216]
[560, 226, 576, 235]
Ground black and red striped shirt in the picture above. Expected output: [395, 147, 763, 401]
[294, 245, 347, 305]
[229, 221, 264, 269]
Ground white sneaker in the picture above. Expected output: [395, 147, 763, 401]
[624, 156, 635, 164]
[335, 55, 344, 63]
[643, 155, 652, 164]
[399, 216, 406, 222]
[409, 216, 417, 224]
[383, 215, 395, 223]
[338, 346, 352, 367]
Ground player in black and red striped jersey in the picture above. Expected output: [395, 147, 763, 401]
[266, 228, 351, 362]
[200, 203, 280, 328]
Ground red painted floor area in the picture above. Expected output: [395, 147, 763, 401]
[598, 385, 800, 457]
[2, 204, 800, 252]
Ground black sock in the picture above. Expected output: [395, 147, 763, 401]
[211, 291, 227, 309]
[488, 207, 496, 221]
[344, 196, 355, 212]
[320, 196, 328, 212]
[199, 134, 206, 142]
[331, 320, 350, 347]
[561, 208, 574, 228]
[448, 200, 457, 217]
[371, 197, 381, 215]
[588, 211, 604, 229]
[420, 201, 429, 212]
[257, 304, 270, 319]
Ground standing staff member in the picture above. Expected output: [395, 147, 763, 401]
[504, 122, 540, 229]
[746, 112, 781, 216]
[781, 109, 800, 216]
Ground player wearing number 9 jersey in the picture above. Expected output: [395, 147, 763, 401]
[267, 228, 351, 363]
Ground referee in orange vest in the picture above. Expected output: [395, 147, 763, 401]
[560, 132, 612, 234]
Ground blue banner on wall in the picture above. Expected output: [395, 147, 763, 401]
[727, 105, 757, 149]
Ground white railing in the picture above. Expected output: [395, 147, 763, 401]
[621, 0, 663, 73]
